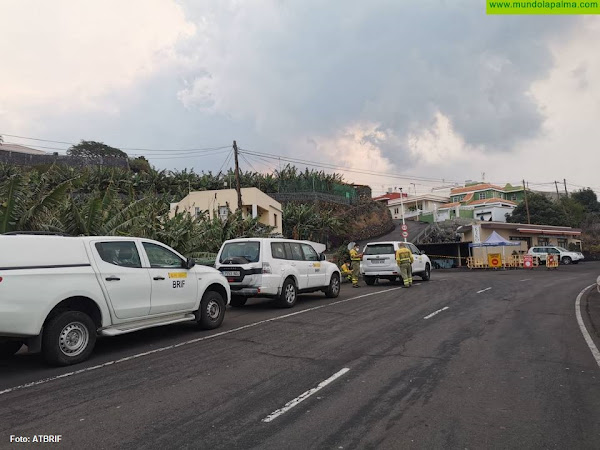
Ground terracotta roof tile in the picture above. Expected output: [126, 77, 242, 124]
[439, 202, 461, 209]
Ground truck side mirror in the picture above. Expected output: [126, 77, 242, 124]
[186, 258, 196, 269]
[319, 253, 326, 261]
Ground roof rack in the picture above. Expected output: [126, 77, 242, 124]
[2, 231, 71, 236]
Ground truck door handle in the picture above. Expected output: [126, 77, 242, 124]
[153, 276, 165, 281]
[105, 276, 120, 281]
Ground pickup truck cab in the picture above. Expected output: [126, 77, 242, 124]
[0, 234, 230, 365]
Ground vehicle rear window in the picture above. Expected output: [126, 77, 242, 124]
[95, 241, 142, 268]
[271, 242, 286, 260]
[219, 242, 261, 263]
[364, 244, 395, 255]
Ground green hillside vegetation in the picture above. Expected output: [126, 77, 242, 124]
[0, 162, 388, 258]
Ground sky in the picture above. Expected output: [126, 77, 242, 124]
[1, 0, 599, 196]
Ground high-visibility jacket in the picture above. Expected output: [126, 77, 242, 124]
[350, 249, 362, 261]
[395, 246, 414, 264]
[340, 263, 352, 275]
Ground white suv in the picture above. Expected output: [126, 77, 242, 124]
[360, 241, 432, 285]
[215, 238, 341, 308]
[527, 246, 584, 265]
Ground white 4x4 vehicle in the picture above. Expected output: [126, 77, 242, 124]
[360, 241, 432, 285]
[527, 246, 584, 265]
[0, 234, 230, 365]
[215, 238, 341, 308]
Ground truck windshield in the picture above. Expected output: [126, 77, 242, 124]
[364, 244, 395, 255]
[219, 241, 261, 263]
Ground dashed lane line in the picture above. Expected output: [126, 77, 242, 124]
[262, 368, 350, 423]
[575, 284, 600, 370]
[424, 306, 449, 320]
[477, 287, 492, 294]
[0, 287, 403, 397]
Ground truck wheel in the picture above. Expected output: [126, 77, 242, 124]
[364, 276, 376, 286]
[561, 256, 572, 265]
[421, 264, 431, 281]
[325, 273, 340, 298]
[42, 311, 96, 366]
[277, 278, 297, 308]
[0, 340, 23, 360]
[198, 291, 226, 330]
[230, 295, 247, 307]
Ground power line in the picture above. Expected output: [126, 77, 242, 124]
[239, 147, 463, 184]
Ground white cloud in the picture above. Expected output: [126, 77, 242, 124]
[0, 0, 195, 126]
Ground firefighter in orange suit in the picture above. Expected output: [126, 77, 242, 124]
[395, 243, 414, 288]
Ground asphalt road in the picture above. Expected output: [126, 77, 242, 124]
[2, 263, 600, 449]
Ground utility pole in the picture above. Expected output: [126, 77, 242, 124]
[400, 187, 407, 242]
[555, 181, 561, 200]
[522, 179, 531, 225]
[233, 141, 243, 212]
[563, 179, 568, 197]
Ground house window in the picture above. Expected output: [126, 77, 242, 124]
[511, 194, 517, 201]
[274, 213, 278, 228]
[478, 192, 486, 200]
[194, 207, 202, 218]
[557, 238, 568, 248]
[538, 237, 550, 246]
[218, 206, 229, 221]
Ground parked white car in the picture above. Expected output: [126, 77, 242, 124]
[360, 241, 432, 285]
[0, 234, 230, 365]
[527, 246, 584, 265]
[215, 238, 341, 308]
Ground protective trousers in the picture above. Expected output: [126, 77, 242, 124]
[351, 261, 360, 286]
[399, 262, 412, 286]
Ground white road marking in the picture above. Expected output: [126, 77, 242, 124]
[0, 288, 402, 397]
[424, 306, 449, 320]
[519, 279, 531, 282]
[477, 287, 492, 294]
[575, 284, 600, 370]
[262, 368, 350, 423]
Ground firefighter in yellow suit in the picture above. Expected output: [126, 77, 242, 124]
[340, 260, 353, 283]
[395, 243, 414, 288]
[349, 244, 362, 288]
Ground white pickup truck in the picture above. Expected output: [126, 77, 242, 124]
[0, 234, 230, 366]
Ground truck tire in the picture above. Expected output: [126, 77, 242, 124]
[277, 278, 298, 308]
[561, 256, 572, 265]
[230, 296, 247, 308]
[0, 340, 23, 360]
[42, 311, 97, 366]
[197, 291, 226, 330]
[364, 276, 376, 286]
[324, 273, 341, 298]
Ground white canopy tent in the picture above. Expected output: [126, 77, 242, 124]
[469, 231, 521, 266]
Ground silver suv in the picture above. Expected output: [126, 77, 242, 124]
[527, 246, 584, 265]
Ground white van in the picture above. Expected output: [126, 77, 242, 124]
[0, 234, 230, 365]
[360, 241, 432, 285]
[215, 238, 341, 308]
